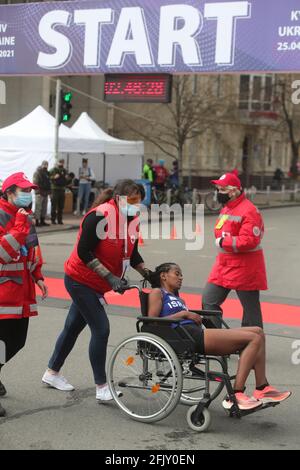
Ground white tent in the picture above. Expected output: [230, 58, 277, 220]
[70, 112, 144, 184]
[0, 106, 102, 181]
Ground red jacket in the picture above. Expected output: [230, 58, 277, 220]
[65, 199, 139, 294]
[153, 165, 169, 185]
[208, 193, 267, 290]
[0, 199, 43, 320]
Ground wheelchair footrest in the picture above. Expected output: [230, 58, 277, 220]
[229, 401, 280, 418]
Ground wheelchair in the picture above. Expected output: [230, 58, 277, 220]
[107, 284, 278, 432]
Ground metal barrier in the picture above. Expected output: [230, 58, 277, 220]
[245, 184, 300, 205]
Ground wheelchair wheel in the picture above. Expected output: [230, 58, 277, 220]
[108, 333, 183, 423]
[186, 405, 211, 432]
[180, 357, 226, 406]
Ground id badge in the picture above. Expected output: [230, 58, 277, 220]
[122, 258, 131, 278]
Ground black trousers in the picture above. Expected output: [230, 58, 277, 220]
[51, 189, 65, 223]
[202, 282, 263, 328]
[0, 318, 29, 367]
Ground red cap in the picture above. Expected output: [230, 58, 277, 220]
[210, 169, 242, 189]
[2, 172, 38, 193]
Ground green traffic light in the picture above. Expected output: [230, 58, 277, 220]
[62, 114, 70, 121]
[63, 92, 72, 102]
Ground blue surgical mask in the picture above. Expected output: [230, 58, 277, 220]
[14, 192, 32, 208]
[120, 204, 140, 217]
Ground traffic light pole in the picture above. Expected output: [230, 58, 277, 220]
[54, 78, 61, 161]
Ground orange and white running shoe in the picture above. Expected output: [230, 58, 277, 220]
[252, 386, 291, 404]
[222, 392, 262, 411]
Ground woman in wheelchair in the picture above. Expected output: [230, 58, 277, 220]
[147, 262, 291, 411]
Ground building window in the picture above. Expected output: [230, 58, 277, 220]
[239, 74, 276, 112]
[212, 75, 222, 98]
[192, 76, 198, 95]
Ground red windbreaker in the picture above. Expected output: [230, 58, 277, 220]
[208, 193, 268, 290]
[0, 199, 43, 320]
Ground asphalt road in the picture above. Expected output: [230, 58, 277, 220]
[0, 206, 299, 450]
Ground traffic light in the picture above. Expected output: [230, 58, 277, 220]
[60, 90, 73, 123]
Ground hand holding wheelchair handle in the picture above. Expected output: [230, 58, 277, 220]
[140, 268, 155, 282]
[105, 273, 129, 294]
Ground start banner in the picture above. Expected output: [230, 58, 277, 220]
[0, 0, 300, 75]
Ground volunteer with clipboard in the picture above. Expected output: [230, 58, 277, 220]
[43, 180, 150, 402]
[202, 170, 267, 328]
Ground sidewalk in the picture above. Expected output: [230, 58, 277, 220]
[35, 215, 80, 235]
[35, 198, 300, 235]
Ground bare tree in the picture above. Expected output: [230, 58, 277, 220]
[275, 77, 300, 178]
[123, 75, 232, 184]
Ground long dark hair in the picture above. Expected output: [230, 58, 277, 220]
[148, 263, 179, 288]
[0, 185, 18, 201]
[92, 179, 143, 208]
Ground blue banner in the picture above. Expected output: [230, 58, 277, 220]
[0, 0, 300, 75]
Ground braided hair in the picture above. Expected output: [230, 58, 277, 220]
[148, 262, 179, 288]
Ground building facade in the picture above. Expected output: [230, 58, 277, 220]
[1, 0, 300, 188]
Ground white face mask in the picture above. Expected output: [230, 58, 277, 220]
[120, 204, 140, 217]
[13, 191, 32, 208]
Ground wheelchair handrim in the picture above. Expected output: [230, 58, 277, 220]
[108, 334, 183, 422]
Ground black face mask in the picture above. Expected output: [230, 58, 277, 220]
[217, 192, 231, 205]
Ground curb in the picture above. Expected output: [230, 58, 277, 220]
[36, 203, 300, 233]
[36, 224, 79, 235]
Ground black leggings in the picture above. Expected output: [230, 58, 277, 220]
[0, 318, 29, 367]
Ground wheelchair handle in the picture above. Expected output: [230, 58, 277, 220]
[114, 283, 142, 294]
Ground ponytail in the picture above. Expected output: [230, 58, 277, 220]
[92, 188, 113, 207]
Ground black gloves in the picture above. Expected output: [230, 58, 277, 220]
[105, 273, 129, 293]
[141, 268, 155, 282]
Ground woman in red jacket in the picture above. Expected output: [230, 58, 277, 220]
[202, 170, 267, 328]
[43, 180, 151, 402]
[0, 172, 48, 417]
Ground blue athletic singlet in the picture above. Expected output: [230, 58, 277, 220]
[159, 289, 194, 326]
[158, 288, 205, 354]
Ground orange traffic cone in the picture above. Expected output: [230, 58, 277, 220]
[138, 232, 145, 246]
[170, 226, 178, 240]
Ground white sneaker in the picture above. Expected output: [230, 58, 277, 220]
[73, 211, 78, 216]
[96, 384, 122, 402]
[82, 210, 86, 216]
[42, 371, 74, 391]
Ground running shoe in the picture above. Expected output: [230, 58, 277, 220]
[222, 392, 262, 411]
[252, 385, 291, 404]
